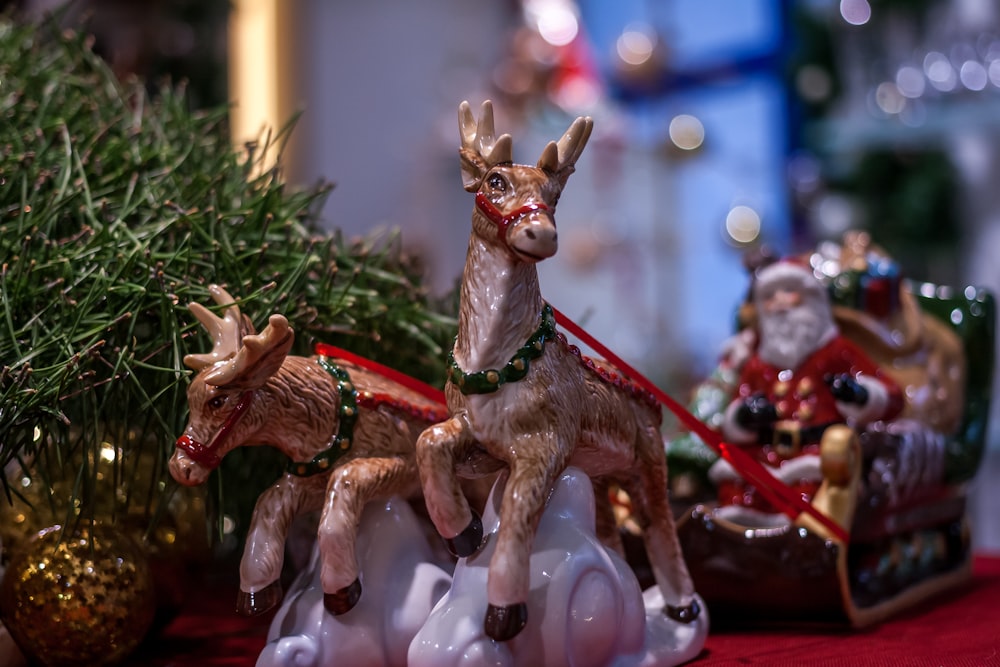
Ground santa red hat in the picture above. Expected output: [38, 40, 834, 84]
[751, 257, 828, 303]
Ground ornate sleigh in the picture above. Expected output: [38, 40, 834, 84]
[666, 232, 995, 627]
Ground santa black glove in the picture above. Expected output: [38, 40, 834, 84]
[735, 393, 778, 429]
[825, 373, 869, 405]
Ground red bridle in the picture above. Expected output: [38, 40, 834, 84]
[175, 390, 255, 469]
[475, 191, 552, 248]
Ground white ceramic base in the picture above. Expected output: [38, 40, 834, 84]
[408, 467, 709, 667]
[255, 497, 453, 667]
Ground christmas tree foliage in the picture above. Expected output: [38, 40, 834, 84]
[0, 15, 456, 543]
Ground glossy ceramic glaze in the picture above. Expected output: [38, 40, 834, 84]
[409, 467, 709, 667]
[256, 498, 453, 667]
[170, 286, 451, 617]
[415, 100, 701, 643]
[670, 232, 994, 627]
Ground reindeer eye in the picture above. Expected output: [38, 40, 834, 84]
[208, 395, 227, 410]
[487, 173, 507, 192]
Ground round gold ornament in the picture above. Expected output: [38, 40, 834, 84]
[0, 523, 156, 667]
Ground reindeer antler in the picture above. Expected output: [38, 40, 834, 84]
[203, 314, 294, 389]
[459, 100, 513, 166]
[458, 100, 514, 191]
[184, 285, 256, 371]
[536, 115, 593, 187]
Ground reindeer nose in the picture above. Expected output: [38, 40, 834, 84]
[511, 216, 558, 260]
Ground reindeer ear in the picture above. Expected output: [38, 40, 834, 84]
[203, 315, 294, 390]
[459, 147, 488, 192]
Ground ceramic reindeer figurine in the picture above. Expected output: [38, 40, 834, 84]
[169, 285, 450, 618]
[415, 100, 701, 642]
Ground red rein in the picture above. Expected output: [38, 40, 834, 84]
[313, 343, 448, 408]
[550, 306, 851, 544]
[176, 390, 255, 469]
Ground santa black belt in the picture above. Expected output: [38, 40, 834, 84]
[766, 421, 838, 456]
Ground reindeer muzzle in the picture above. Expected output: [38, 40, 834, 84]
[175, 434, 223, 469]
[475, 191, 553, 250]
[175, 389, 255, 471]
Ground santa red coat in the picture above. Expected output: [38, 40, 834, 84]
[732, 334, 904, 432]
[713, 334, 904, 510]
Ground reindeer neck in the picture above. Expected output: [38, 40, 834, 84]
[454, 231, 546, 372]
[252, 357, 342, 462]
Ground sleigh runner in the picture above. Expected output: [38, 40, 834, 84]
[667, 233, 995, 626]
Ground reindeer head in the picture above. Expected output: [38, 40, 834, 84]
[169, 285, 294, 486]
[459, 100, 592, 263]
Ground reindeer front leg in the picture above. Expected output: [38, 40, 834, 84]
[416, 413, 485, 557]
[485, 440, 569, 641]
[238, 475, 324, 615]
[318, 455, 420, 615]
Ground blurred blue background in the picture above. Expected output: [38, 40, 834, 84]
[18, 0, 1000, 550]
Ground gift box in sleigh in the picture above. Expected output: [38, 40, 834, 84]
[665, 233, 995, 627]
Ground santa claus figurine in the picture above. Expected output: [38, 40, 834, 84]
[710, 258, 904, 513]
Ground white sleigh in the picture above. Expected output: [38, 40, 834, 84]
[409, 467, 708, 667]
[255, 497, 452, 667]
[257, 468, 707, 667]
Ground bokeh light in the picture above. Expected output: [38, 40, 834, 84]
[534, 2, 578, 47]
[668, 114, 705, 151]
[924, 51, 957, 91]
[616, 24, 656, 67]
[796, 64, 833, 103]
[875, 82, 906, 114]
[840, 0, 872, 26]
[725, 205, 761, 244]
[895, 65, 925, 98]
[960, 60, 988, 91]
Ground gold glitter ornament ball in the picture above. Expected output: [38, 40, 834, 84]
[0, 523, 156, 667]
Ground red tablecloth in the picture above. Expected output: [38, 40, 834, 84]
[128, 555, 1000, 666]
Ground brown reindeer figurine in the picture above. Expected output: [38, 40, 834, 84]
[170, 285, 452, 618]
[415, 100, 700, 642]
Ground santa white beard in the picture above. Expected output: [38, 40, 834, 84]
[756, 297, 837, 370]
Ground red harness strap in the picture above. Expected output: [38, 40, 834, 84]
[475, 191, 551, 247]
[176, 389, 255, 469]
[549, 305, 850, 544]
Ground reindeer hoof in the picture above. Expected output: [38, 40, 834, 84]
[664, 598, 701, 624]
[444, 511, 483, 558]
[484, 602, 528, 641]
[236, 581, 282, 616]
[324, 578, 363, 615]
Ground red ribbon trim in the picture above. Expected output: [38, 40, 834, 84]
[313, 343, 447, 407]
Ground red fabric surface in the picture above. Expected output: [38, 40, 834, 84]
[127, 555, 1000, 666]
[699, 554, 1000, 666]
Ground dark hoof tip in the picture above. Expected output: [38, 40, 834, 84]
[444, 511, 484, 558]
[664, 598, 701, 624]
[324, 578, 363, 615]
[484, 602, 528, 642]
[236, 580, 282, 616]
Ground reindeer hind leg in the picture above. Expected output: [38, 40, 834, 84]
[626, 430, 700, 624]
